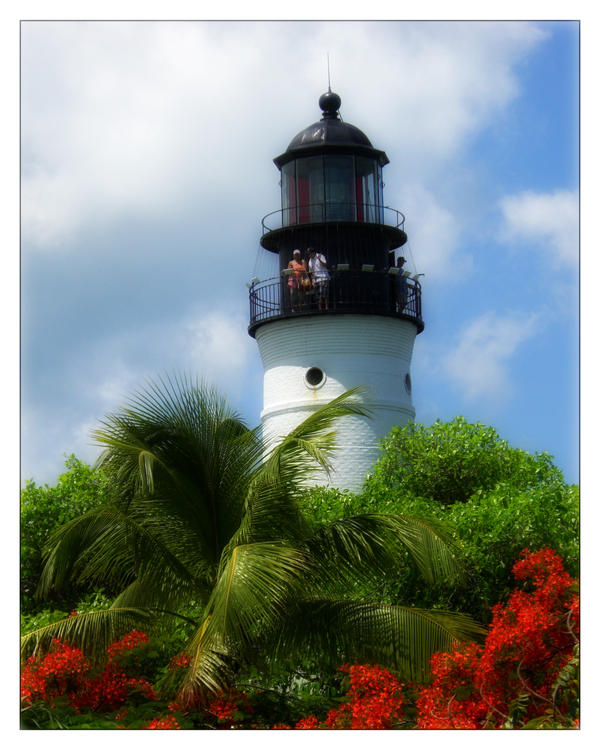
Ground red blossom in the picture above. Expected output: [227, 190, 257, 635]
[168, 651, 191, 670]
[206, 690, 253, 728]
[295, 715, 320, 729]
[416, 548, 579, 729]
[142, 714, 181, 729]
[21, 639, 89, 706]
[107, 630, 150, 662]
[21, 630, 158, 716]
[283, 664, 405, 730]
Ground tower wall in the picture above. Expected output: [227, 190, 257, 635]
[256, 314, 416, 492]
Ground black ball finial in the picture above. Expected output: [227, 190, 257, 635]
[319, 90, 341, 119]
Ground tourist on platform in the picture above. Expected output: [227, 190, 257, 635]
[395, 256, 408, 313]
[287, 249, 307, 312]
[308, 247, 330, 311]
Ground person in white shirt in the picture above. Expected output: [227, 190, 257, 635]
[395, 255, 408, 312]
[308, 248, 330, 311]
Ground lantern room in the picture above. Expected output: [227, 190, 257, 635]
[270, 91, 391, 228]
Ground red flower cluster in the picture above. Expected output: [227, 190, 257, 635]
[273, 664, 405, 730]
[417, 548, 579, 729]
[295, 715, 321, 729]
[206, 690, 254, 728]
[142, 714, 181, 729]
[168, 651, 190, 670]
[107, 630, 150, 662]
[21, 631, 157, 715]
[415, 644, 487, 728]
[21, 638, 89, 706]
[70, 666, 156, 713]
[325, 664, 405, 729]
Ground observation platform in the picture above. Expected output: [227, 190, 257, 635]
[248, 268, 424, 337]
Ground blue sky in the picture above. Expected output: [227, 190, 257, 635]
[20, 19, 580, 485]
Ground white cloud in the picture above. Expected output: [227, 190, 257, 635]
[21, 21, 547, 250]
[499, 190, 579, 268]
[441, 311, 541, 402]
[86, 308, 258, 408]
[394, 184, 467, 282]
[185, 310, 258, 400]
[21, 404, 102, 483]
[21, 306, 261, 483]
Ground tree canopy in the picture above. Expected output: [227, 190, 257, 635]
[21, 456, 112, 612]
[299, 417, 579, 623]
[364, 417, 565, 506]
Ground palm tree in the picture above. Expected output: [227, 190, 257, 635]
[22, 375, 483, 703]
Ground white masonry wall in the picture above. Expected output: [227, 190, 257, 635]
[255, 314, 417, 493]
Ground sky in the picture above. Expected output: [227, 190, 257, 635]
[20, 18, 580, 486]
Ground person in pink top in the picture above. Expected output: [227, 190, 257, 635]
[287, 249, 307, 312]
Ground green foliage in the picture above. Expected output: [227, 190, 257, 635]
[356, 482, 578, 622]
[364, 417, 564, 506]
[21, 607, 69, 636]
[299, 418, 579, 623]
[299, 486, 365, 528]
[21, 592, 114, 639]
[237, 666, 344, 728]
[21, 455, 112, 613]
[21, 701, 118, 730]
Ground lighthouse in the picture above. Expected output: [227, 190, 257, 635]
[248, 91, 424, 492]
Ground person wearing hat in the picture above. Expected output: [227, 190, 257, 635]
[395, 255, 409, 313]
[287, 249, 307, 312]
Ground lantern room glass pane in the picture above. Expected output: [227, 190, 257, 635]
[356, 157, 379, 222]
[281, 161, 296, 225]
[324, 155, 355, 221]
[296, 156, 324, 223]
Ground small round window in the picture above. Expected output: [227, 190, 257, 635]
[305, 367, 326, 389]
[404, 373, 412, 395]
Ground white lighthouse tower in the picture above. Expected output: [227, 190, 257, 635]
[248, 91, 424, 492]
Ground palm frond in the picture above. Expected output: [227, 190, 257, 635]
[37, 505, 210, 603]
[259, 386, 372, 490]
[304, 513, 462, 598]
[37, 508, 135, 598]
[92, 374, 263, 563]
[174, 616, 236, 701]
[179, 542, 312, 697]
[21, 607, 154, 663]
[269, 598, 486, 683]
[227, 388, 372, 551]
[226, 479, 309, 554]
[110, 575, 208, 615]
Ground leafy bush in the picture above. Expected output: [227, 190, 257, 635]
[364, 417, 564, 506]
[21, 455, 112, 612]
[298, 419, 579, 623]
[298, 485, 364, 528]
[21, 607, 70, 637]
[363, 482, 579, 623]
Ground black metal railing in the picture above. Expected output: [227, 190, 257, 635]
[261, 202, 406, 235]
[248, 268, 423, 335]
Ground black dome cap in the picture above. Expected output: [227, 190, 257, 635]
[274, 91, 389, 168]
